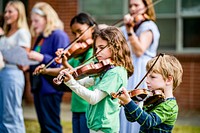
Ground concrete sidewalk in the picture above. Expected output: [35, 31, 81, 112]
[23, 103, 200, 126]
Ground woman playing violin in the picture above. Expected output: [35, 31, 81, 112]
[120, 0, 160, 132]
[27, 2, 70, 133]
[111, 54, 183, 133]
[56, 26, 134, 133]
[34, 13, 98, 133]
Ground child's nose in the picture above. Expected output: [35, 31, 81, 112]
[146, 78, 149, 84]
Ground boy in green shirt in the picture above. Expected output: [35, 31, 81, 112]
[112, 54, 183, 133]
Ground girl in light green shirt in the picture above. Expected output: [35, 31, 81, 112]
[58, 26, 134, 133]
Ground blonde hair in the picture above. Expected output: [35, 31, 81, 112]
[146, 55, 183, 90]
[94, 26, 134, 77]
[143, 0, 156, 21]
[3, 0, 29, 35]
[30, 2, 64, 37]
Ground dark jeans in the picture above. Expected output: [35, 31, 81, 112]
[72, 112, 89, 133]
[34, 92, 63, 133]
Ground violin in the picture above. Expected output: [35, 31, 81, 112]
[111, 88, 164, 103]
[57, 38, 93, 61]
[111, 88, 147, 100]
[40, 25, 96, 70]
[143, 89, 165, 112]
[112, 0, 162, 26]
[126, 14, 150, 27]
[128, 88, 149, 101]
[73, 58, 113, 79]
[111, 88, 165, 111]
[143, 89, 165, 106]
[53, 58, 113, 85]
[66, 39, 92, 57]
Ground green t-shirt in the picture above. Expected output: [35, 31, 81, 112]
[86, 66, 128, 133]
[151, 98, 178, 125]
[68, 48, 93, 112]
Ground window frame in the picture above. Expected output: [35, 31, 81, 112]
[79, 0, 200, 53]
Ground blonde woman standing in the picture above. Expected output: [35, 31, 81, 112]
[0, 1, 31, 133]
[28, 2, 70, 133]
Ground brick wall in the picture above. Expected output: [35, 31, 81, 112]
[27, 0, 78, 40]
[173, 54, 200, 112]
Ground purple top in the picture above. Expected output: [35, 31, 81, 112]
[34, 29, 70, 95]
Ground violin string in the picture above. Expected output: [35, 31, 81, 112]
[112, 0, 163, 26]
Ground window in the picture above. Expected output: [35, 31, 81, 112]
[79, 0, 127, 25]
[79, 0, 200, 53]
[182, 0, 200, 50]
[155, 0, 200, 52]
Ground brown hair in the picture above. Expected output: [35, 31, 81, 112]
[94, 26, 134, 77]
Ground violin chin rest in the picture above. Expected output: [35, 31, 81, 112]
[131, 93, 148, 102]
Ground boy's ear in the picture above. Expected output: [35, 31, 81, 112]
[166, 75, 173, 85]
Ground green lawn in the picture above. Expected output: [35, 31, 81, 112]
[25, 119, 72, 133]
[25, 119, 200, 133]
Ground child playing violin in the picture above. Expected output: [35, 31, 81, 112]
[55, 26, 134, 133]
[111, 54, 183, 133]
[34, 13, 98, 133]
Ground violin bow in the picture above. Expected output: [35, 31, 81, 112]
[112, 0, 163, 26]
[40, 25, 96, 70]
[134, 53, 164, 90]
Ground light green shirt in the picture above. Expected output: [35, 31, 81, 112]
[86, 66, 128, 133]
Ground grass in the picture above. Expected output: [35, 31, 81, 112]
[25, 119, 72, 133]
[173, 125, 200, 133]
[25, 119, 200, 133]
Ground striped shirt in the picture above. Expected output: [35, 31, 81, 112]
[124, 97, 178, 133]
